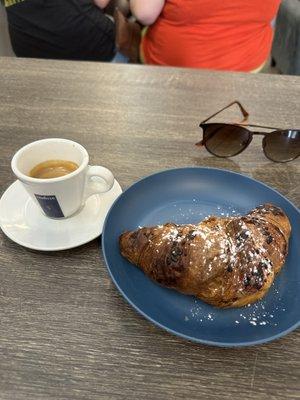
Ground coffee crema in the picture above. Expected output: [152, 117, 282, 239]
[29, 160, 79, 179]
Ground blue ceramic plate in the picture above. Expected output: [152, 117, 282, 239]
[102, 168, 300, 347]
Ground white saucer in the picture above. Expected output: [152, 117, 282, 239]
[0, 180, 122, 251]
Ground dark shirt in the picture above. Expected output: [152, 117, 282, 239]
[5, 0, 116, 61]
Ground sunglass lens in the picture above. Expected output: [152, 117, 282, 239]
[264, 130, 300, 162]
[203, 124, 251, 157]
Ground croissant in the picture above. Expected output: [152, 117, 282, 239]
[119, 204, 291, 308]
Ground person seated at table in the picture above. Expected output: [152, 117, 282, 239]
[130, 0, 281, 72]
[3, 0, 128, 62]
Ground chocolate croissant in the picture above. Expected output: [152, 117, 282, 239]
[119, 204, 291, 308]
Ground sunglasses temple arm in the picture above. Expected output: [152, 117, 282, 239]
[241, 123, 282, 130]
[236, 101, 249, 123]
[200, 100, 249, 125]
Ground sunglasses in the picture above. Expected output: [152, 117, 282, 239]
[196, 101, 300, 163]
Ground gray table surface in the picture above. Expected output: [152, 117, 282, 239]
[0, 57, 299, 400]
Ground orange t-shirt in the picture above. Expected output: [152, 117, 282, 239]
[142, 0, 281, 72]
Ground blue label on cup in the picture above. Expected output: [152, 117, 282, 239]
[35, 194, 64, 218]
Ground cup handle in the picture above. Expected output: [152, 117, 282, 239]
[84, 166, 114, 201]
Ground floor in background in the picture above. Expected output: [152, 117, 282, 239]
[260, 59, 281, 74]
[0, 4, 15, 56]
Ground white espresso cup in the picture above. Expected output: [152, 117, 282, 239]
[11, 138, 115, 219]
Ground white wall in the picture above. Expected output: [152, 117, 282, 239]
[0, 3, 15, 56]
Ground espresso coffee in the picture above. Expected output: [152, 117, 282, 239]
[29, 160, 79, 179]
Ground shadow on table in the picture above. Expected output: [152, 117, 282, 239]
[252, 162, 300, 203]
[192, 156, 242, 174]
[24, 238, 99, 258]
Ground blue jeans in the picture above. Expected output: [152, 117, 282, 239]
[112, 51, 129, 63]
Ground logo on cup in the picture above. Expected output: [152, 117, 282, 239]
[35, 194, 64, 218]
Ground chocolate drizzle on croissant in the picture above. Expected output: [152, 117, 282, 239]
[119, 204, 291, 308]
